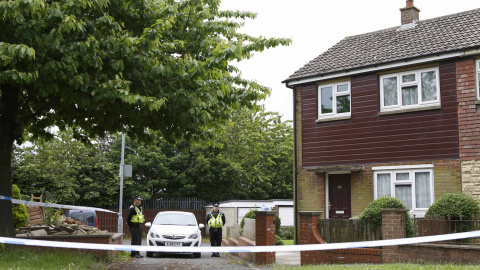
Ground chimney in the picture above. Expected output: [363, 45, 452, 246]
[400, 0, 420, 25]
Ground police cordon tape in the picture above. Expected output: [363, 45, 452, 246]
[0, 196, 119, 215]
[1, 230, 480, 253]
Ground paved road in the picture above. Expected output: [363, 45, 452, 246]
[108, 239, 256, 270]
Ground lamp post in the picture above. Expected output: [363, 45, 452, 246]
[118, 133, 125, 233]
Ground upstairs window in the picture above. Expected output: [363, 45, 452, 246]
[380, 67, 440, 112]
[317, 82, 351, 120]
[476, 59, 480, 100]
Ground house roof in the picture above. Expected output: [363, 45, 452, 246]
[284, 8, 480, 84]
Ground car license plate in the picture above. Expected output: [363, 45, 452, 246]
[165, 242, 181, 246]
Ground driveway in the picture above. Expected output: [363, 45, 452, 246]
[108, 239, 256, 270]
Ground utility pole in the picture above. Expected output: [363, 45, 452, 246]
[118, 133, 125, 233]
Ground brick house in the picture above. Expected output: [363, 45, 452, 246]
[282, 0, 480, 221]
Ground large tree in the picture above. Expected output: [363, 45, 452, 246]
[0, 0, 290, 237]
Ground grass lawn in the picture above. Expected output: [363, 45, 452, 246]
[0, 246, 129, 270]
[282, 239, 294, 245]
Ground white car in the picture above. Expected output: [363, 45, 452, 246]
[145, 211, 205, 258]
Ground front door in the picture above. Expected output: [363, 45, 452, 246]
[328, 174, 351, 219]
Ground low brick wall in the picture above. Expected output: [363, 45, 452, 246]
[392, 243, 480, 264]
[382, 209, 480, 264]
[303, 248, 382, 264]
[223, 237, 255, 262]
[222, 211, 276, 265]
[16, 233, 124, 258]
[299, 211, 382, 265]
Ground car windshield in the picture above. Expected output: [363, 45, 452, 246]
[154, 213, 197, 226]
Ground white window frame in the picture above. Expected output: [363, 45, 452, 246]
[373, 165, 434, 212]
[476, 59, 480, 100]
[317, 81, 351, 120]
[379, 67, 440, 112]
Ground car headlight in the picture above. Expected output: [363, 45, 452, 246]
[149, 230, 160, 238]
[188, 233, 199, 239]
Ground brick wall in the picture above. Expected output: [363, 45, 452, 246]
[351, 167, 374, 217]
[296, 160, 462, 219]
[382, 208, 480, 264]
[254, 211, 276, 264]
[457, 58, 480, 204]
[299, 211, 382, 265]
[457, 58, 480, 161]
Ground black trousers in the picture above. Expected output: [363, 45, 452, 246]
[130, 225, 142, 256]
[209, 228, 223, 248]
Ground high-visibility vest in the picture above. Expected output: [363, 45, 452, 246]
[208, 212, 223, 228]
[131, 205, 145, 223]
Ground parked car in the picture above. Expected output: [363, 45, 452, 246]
[145, 211, 205, 258]
[64, 210, 98, 228]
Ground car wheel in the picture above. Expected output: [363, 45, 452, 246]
[146, 252, 153, 258]
[194, 252, 201, 258]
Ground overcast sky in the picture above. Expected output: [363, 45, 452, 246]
[219, 0, 479, 121]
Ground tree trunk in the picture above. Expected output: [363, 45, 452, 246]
[0, 84, 20, 237]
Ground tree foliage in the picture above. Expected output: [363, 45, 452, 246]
[12, 107, 293, 205]
[0, 0, 290, 236]
[12, 130, 118, 205]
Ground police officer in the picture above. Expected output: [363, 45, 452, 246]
[127, 195, 145, 258]
[206, 202, 225, 257]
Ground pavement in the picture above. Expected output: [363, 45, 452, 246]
[114, 238, 301, 269]
[227, 251, 301, 269]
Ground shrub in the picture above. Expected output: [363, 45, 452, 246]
[280, 226, 294, 240]
[12, 185, 28, 228]
[359, 196, 412, 236]
[274, 215, 281, 235]
[275, 235, 284, 245]
[426, 193, 480, 219]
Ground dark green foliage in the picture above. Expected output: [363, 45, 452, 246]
[0, 0, 291, 237]
[275, 235, 284, 245]
[359, 196, 411, 234]
[275, 215, 281, 235]
[426, 193, 480, 219]
[280, 226, 294, 240]
[11, 185, 28, 228]
[12, 107, 293, 205]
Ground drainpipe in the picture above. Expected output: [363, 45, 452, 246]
[285, 82, 299, 245]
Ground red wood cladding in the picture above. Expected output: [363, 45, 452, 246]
[300, 61, 459, 167]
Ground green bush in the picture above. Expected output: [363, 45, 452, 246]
[12, 185, 28, 228]
[274, 215, 281, 235]
[275, 235, 284, 245]
[426, 193, 480, 219]
[280, 226, 294, 240]
[359, 196, 412, 236]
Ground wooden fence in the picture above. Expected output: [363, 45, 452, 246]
[318, 219, 380, 243]
[97, 209, 206, 235]
[413, 216, 480, 244]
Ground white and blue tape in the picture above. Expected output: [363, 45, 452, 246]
[0, 196, 119, 215]
[1, 230, 480, 253]
[2, 195, 479, 253]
